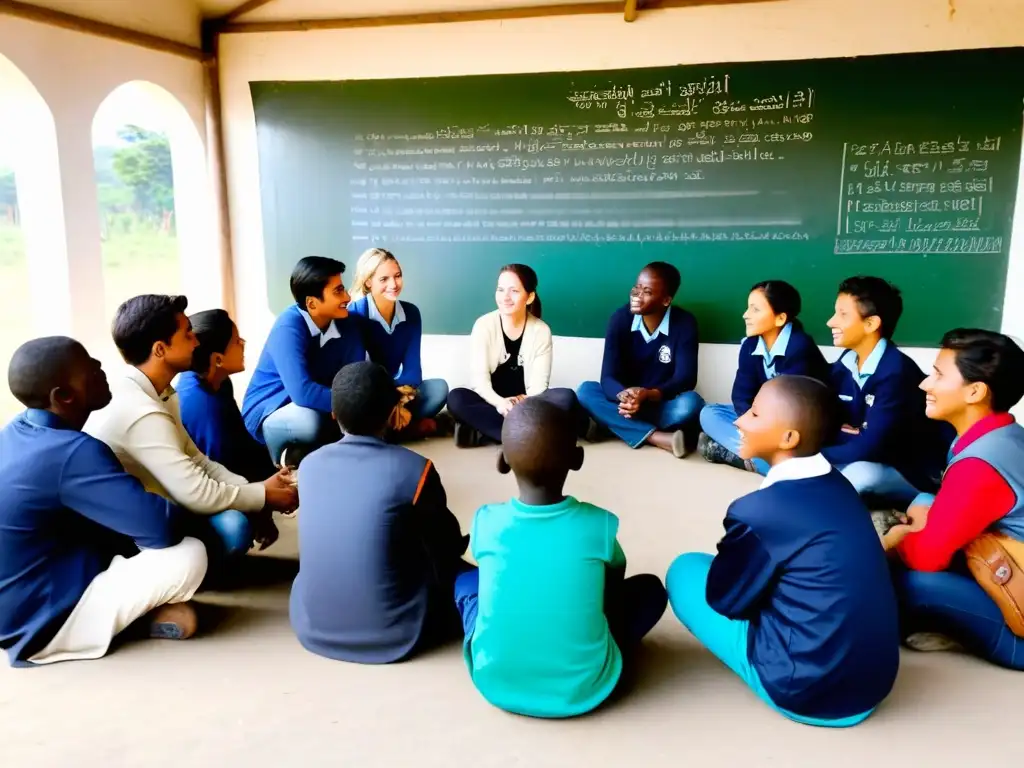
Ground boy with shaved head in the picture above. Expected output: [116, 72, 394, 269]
[666, 375, 900, 727]
[0, 337, 207, 667]
[454, 398, 667, 718]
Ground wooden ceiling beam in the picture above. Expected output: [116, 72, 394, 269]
[218, 0, 284, 23]
[0, 0, 208, 61]
[624, 0, 639, 22]
[218, 0, 777, 34]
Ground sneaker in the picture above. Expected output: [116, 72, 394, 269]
[453, 421, 483, 448]
[905, 632, 964, 653]
[147, 602, 198, 640]
[697, 433, 747, 470]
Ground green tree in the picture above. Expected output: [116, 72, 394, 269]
[111, 125, 174, 231]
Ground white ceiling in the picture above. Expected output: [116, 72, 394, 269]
[199, 0, 607, 21]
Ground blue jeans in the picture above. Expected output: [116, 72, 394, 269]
[577, 381, 704, 449]
[665, 553, 875, 727]
[836, 462, 921, 507]
[698, 403, 770, 476]
[892, 560, 1024, 671]
[408, 378, 449, 421]
[260, 403, 338, 465]
[182, 509, 253, 565]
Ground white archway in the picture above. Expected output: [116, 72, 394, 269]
[0, 53, 69, 421]
[92, 80, 218, 319]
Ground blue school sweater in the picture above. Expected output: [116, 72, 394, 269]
[706, 463, 900, 719]
[177, 373, 276, 481]
[823, 340, 954, 492]
[290, 435, 467, 664]
[731, 323, 830, 416]
[242, 305, 368, 442]
[348, 297, 423, 387]
[599, 305, 699, 401]
[0, 410, 182, 666]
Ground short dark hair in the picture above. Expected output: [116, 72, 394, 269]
[751, 280, 803, 329]
[499, 263, 542, 319]
[8, 336, 86, 409]
[501, 397, 577, 484]
[112, 294, 189, 366]
[768, 374, 840, 456]
[189, 309, 235, 374]
[290, 256, 346, 307]
[941, 328, 1024, 413]
[837, 276, 903, 339]
[643, 261, 681, 298]
[331, 361, 399, 436]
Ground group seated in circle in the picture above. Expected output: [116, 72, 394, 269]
[1, 248, 1023, 728]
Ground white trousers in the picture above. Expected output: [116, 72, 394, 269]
[29, 537, 208, 665]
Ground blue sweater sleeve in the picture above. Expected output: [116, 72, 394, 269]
[267, 314, 332, 413]
[730, 340, 760, 416]
[396, 304, 423, 387]
[821, 372, 907, 467]
[706, 513, 777, 620]
[600, 311, 628, 401]
[59, 438, 182, 549]
[658, 310, 699, 399]
[179, 390, 223, 466]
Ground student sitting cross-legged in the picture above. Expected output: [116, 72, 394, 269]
[348, 247, 450, 440]
[86, 295, 297, 568]
[823, 276, 954, 506]
[0, 337, 207, 667]
[666, 375, 900, 727]
[882, 329, 1024, 669]
[242, 256, 368, 466]
[699, 280, 829, 476]
[447, 263, 579, 447]
[577, 262, 704, 458]
[453, 398, 668, 718]
[177, 309, 277, 483]
[290, 361, 470, 664]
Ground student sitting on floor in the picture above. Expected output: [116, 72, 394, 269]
[290, 361, 470, 664]
[882, 329, 1024, 669]
[454, 398, 667, 718]
[86, 295, 296, 565]
[447, 264, 578, 447]
[177, 309, 277, 483]
[577, 262, 703, 458]
[242, 256, 368, 466]
[349, 247, 450, 440]
[699, 280, 829, 476]
[823, 276, 953, 505]
[666, 375, 900, 727]
[0, 337, 207, 667]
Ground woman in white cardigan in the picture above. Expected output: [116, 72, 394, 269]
[447, 264, 578, 447]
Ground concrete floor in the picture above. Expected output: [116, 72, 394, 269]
[2, 440, 1017, 767]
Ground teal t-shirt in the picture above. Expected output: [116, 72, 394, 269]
[464, 496, 626, 718]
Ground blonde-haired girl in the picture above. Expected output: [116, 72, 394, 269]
[348, 248, 449, 438]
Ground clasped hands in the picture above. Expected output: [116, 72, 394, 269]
[881, 503, 930, 551]
[616, 387, 659, 419]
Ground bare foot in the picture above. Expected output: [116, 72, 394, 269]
[146, 602, 198, 640]
[647, 430, 688, 458]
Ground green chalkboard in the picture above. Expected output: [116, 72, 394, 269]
[250, 47, 1024, 345]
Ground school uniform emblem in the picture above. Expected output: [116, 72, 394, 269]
[865, 395, 875, 407]
[658, 345, 672, 364]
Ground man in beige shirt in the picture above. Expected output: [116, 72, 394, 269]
[87, 295, 297, 567]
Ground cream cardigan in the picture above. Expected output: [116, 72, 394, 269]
[469, 310, 554, 407]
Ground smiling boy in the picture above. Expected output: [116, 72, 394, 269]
[823, 276, 953, 505]
[242, 256, 369, 465]
[577, 262, 704, 457]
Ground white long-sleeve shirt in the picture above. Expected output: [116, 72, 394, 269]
[85, 367, 266, 514]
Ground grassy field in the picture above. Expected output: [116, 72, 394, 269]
[0, 223, 181, 424]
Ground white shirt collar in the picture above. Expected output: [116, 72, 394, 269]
[759, 453, 831, 489]
[366, 297, 406, 335]
[126, 367, 175, 403]
[752, 322, 793, 362]
[841, 337, 888, 387]
[631, 311, 671, 344]
[300, 309, 341, 348]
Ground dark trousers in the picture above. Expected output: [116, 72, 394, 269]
[891, 558, 1024, 670]
[447, 387, 581, 443]
[453, 567, 667, 657]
